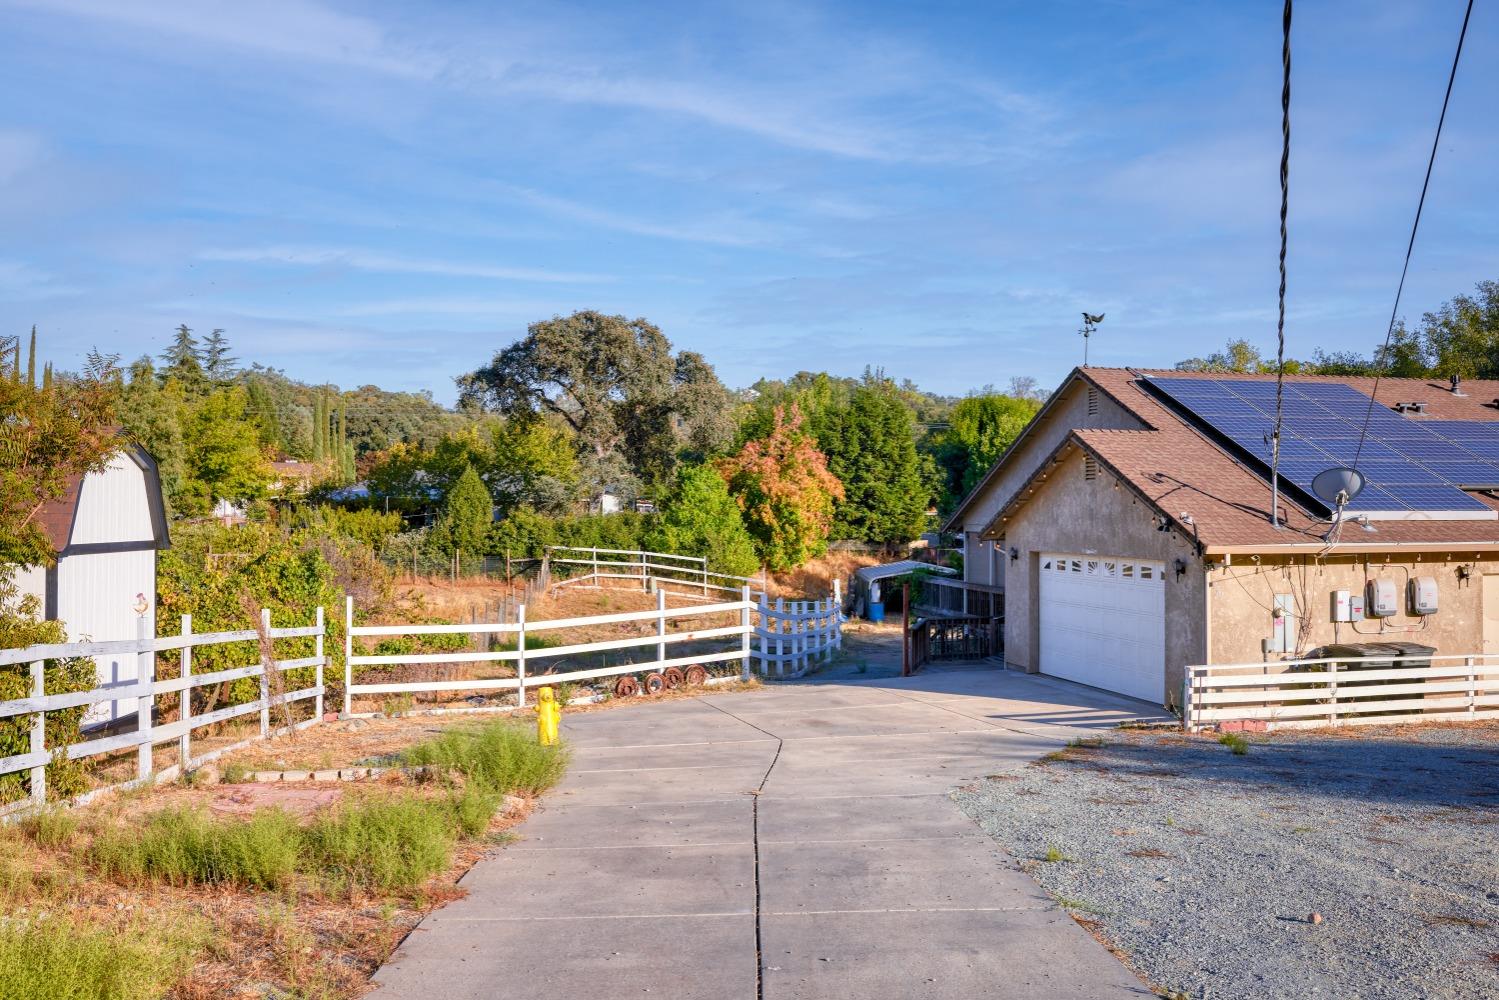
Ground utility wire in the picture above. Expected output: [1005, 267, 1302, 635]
[1351, 0, 1475, 470]
[1269, 0, 1292, 528]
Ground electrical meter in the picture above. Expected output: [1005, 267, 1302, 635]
[1410, 576, 1439, 615]
[1331, 590, 1352, 622]
[1367, 578, 1398, 617]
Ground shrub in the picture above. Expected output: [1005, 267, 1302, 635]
[401, 720, 568, 796]
[91, 806, 301, 889]
[19, 807, 78, 849]
[0, 608, 97, 803]
[1217, 732, 1250, 755]
[304, 795, 457, 891]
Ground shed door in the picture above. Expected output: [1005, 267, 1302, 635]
[1039, 554, 1165, 704]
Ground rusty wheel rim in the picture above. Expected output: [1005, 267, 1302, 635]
[614, 675, 639, 698]
[684, 664, 708, 686]
[643, 672, 666, 695]
[662, 666, 685, 689]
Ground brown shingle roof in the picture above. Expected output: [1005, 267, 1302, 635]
[35, 473, 84, 553]
[985, 369, 1499, 553]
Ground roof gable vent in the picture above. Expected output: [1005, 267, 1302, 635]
[1084, 456, 1099, 481]
[1086, 387, 1100, 416]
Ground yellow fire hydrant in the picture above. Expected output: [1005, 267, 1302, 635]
[536, 686, 560, 746]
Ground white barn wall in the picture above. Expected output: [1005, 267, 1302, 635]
[70, 453, 154, 544]
[56, 549, 157, 724]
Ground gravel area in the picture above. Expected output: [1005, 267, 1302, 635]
[954, 723, 1499, 1000]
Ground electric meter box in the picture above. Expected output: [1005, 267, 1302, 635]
[1349, 592, 1365, 621]
[1331, 590, 1352, 622]
[1367, 578, 1399, 618]
[1410, 576, 1439, 615]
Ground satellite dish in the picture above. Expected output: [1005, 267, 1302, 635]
[1311, 466, 1365, 507]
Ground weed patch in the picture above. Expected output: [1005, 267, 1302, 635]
[1217, 732, 1250, 755]
[92, 806, 302, 889]
[0, 915, 205, 1000]
[401, 719, 568, 795]
[304, 794, 457, 892]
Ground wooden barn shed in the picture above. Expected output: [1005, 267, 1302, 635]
[11, 443, 170, 725]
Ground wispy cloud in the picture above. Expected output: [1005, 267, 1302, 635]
[0, 129, 44, 183]
[499, 185, 783, 248]
[199, 245, 613, 284]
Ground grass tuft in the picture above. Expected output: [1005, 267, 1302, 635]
[1217, 732, 1250, 755]
[1043, 845, 1071, 863]
[304, 794, 458, 892]
[0, 916, 205, 1000]
[91, 806, 301, 889]
[19, 807, 79, 849]
[401, 720, 569, 796]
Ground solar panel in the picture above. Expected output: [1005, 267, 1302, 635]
[1144, 377, 1499, 515]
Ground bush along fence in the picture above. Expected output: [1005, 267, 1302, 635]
[0, 609, 325, 810]
[344, 582, 843, 710]
[1183, 652, 1499, 732]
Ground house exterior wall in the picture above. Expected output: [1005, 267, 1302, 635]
[1205, 553, 1499, 666]
[11, 564, 45, 610]
[996, 447, 1206, 708]
[957, 378, 1146, 551]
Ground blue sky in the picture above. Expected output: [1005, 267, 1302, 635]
[2, 0, 1495, 402]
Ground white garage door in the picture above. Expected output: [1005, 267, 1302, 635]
[1039, 554, 1165, 704]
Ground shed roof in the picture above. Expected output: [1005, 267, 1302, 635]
[34, 443, 170, 556]
[853, 560, 958, 583]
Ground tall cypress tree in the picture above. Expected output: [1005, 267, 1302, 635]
[312, 393, 326, 462]
[25, 326, 36, 388]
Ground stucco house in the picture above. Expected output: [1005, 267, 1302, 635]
[946, 368, 1499, 710]
[11, 443, 171, 725]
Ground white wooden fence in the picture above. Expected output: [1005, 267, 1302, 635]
[345, 584, 843, 709]
[1183, 653, 1499, 731]
[0, 609, 325, 807]
[547, 546, 769, 602]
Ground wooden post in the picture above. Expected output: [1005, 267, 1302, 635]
[343, 596, 354, 717]
[901, 583, 911, 677]
[796, 601, 806, 674]
[656, 589, 667, 667]
[1466, 656, 1476, 720]
[516, 603, 528, 708]
[136, 614, 154, 781]
[591, 546, 599, 586]
[740, 585, 752, 681]
[178, 615, 193, 770]
[314, 606, 325, 722]
[702, 560, 709, 598]
[641, 550, 649, 591]
[505, 548, 512, 583]
[29, 660, 44, 805]
[258, 609, 272, 738]
[775, 597, 786, 678]
[757, 594, 769, 677]
[832, 579, 843, 652]
[1327, 660, 1338, 727]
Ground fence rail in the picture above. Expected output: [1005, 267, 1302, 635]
[913, 577, 1003, 620]
[1, 609, 325, 808]
[546, 546, 769, 602]
[1183, 653, 1499, 731]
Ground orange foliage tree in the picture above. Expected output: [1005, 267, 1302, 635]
[717, 404, 844, 572]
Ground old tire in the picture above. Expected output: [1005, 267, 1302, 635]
[684, 664, 708, 686]
[643, 672, 666, 695]
[614, 674, 640, 698]
[662, 666, 685, 689]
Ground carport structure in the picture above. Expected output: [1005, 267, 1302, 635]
[373, 667, 1168, 999]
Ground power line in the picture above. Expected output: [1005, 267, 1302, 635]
[1351, 0, 1476, 470]
[1268, 0, 1292, 528]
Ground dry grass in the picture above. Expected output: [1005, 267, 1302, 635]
[1, 719, 566, 1000]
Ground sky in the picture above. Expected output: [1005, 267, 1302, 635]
[1, 0, 1496, 403]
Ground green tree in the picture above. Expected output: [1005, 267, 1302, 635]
[177, 387, 272, 515]
[458, 311, 734, 495]
[201, 328, 237, 383]
[822, 378, 929, 543]
[719, 405, 843, 572]
[160, 324, 206, 392]
[937, 394, 1043, 505]
[435, 465, 493, 557]
[1419, 279, 1499, 378]
[645, 463, 759, 576]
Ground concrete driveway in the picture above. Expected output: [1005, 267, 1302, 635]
[373, 666, 1171, 999]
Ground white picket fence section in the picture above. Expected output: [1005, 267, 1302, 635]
[547, 546, 768, 602]
[0, 609, 325, 807]
[1183, 653, 1499, 731]
[345, 583, 844, 708]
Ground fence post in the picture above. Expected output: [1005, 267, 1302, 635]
[516, 603, 528, 708]
[641, 550, 648, 591]
[136, 614, 153, 782]
[259, 609, 272, 738]
[740, 585, 752, 681]
[29, 660, 44, 805]
[178, 614, 193, 771]
[591, 547, 599, 586]
[1466, 656, 1476, 720]
[343, 596, 354, 717]
[702, 560, 709, 598]
[775, 597, 786, 678]
[1327, 660, 1338, 727]
[314, 606, 325, 723]
[656, 589, 667, 667]
[832, 579, 843, 652]
[757, 593, 769, 677]
[796, 601, 807, 674]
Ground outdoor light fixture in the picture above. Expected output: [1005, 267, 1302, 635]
[1173, 558, 1187, 580]
[1009, 546, 1019, 563]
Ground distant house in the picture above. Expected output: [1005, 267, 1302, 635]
[10, 443, 171, 725]
[946, 368, 1499, 710]
[269, 459, 322, 495]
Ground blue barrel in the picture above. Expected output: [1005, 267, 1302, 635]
[867, 601, 885, 623]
